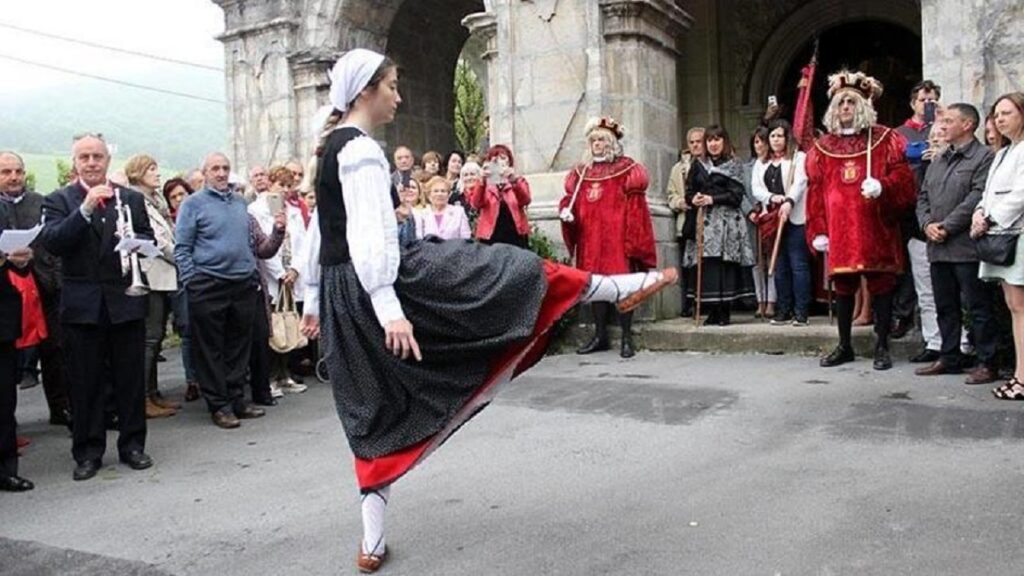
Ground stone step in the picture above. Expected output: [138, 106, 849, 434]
[564, 316, 923, 359]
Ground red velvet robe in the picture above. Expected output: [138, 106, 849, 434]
[805, 126, 915, 277]
[559, 157, 657, 274]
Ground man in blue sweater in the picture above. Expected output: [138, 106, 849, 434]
[175, 152, 264, 429]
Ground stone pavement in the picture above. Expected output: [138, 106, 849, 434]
[3, 347, 1024, 575]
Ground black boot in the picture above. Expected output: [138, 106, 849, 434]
[872, 292, 894, 370]
[703, 304, 718, 326]
[717, 304, 731, 326]
[821, 294, 856, 367]
[619, 311, 635, 358]
[577, 302, 611, 354]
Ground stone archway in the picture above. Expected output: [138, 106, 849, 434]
[381, 0, 485, 156]
[776, 21, 922, 127]
[329, 0, 485, 157]
[743, 0, 921, 109]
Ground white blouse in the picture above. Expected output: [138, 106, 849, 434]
[979, 142, 1024, 228]
[299, 125, 404, 327]
[750, 151, 809, 225]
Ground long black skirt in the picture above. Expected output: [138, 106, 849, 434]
[320, 237, 548, 463]
[685, 258, 755, 303]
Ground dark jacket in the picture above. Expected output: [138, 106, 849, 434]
[1, 190, 62, 294]
[916, 138, 995, 263]
[0, 203, 24, 343]
[40, 182, 154, 325]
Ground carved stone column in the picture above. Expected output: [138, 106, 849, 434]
[289, 49, 340, 160]
[213, 1, 301, 172]
[598, 0, 694, 319]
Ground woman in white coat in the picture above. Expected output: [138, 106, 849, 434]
[247, 167, 308, 396]
[751, 119, 812, 326]
[972, 92, 1024, 398]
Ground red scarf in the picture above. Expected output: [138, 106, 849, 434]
[903, 118, 927, 132]
[286, 192, 310, 227]
[7, 270, 47, 349]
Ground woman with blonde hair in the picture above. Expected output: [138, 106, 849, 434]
[123, 154, 180, 418]
[415, 175, 471, 240]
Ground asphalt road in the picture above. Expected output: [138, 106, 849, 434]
[3, 349, 1024, 575]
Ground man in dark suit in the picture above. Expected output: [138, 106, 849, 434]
[0, 201, 33, 492]
[41, 134, 155, 481]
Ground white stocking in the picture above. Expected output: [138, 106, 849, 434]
[581, 271, 663, 304]
[361, 486, 390, 556]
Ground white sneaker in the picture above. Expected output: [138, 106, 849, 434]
[270, 382, 284, 399]
[279, 378, 308, 394]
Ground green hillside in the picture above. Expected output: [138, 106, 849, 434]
[21, 152, 187, 195]
[1, 68, 226, 187]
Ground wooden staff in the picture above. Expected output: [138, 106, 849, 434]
[695, 205, 706, 327]
[769, 157, 798, 276]
[825, 252, 833, 325]
[756, 228, 766, 319]
[768, 219, 785, 276]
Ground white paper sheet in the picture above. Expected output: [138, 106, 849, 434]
[0, 224, 43, 254]
[114, 237, 162, 259]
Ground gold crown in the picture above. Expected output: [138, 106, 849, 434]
[826, 70, 884, 101]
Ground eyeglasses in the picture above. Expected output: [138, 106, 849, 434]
[73, 132, 105, 142]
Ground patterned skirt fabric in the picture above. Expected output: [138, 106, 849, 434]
[321, 237, 588, 489]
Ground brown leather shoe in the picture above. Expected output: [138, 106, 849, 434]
[357, 545, 388, 574]
[617, 268, 679, 313]
[914, 360, 961, 376]
[151, 393, 182, 411]
[145, 397, 176, 419]
[965, 365, 999, 385]
[211, 409, 240, 429]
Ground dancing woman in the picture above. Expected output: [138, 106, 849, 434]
[297, 49, 677, 573]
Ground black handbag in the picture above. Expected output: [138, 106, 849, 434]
[976, 231, 1020, 266]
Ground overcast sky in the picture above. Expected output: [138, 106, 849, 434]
[0, 0, 225, 97]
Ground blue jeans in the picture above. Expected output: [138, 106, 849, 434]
[171, 289, 198, 384]
[774, 223, 812, 316]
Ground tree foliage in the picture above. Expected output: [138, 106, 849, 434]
[56, 159, 73, 188]
[453, 59, 487, 155]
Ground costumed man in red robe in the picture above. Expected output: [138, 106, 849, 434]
[806, 70, 916, 370]
[560, 116, 657, 358]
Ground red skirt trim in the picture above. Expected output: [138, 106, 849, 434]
[352, 261, 589, 491]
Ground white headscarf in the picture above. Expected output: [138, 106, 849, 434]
[327, 48, 386, 113]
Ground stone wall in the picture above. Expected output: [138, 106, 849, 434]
[921, 0, 1023, 113]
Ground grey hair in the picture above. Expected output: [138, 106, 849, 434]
[0, 150, 25, 166]
[581, 129, 623, 164]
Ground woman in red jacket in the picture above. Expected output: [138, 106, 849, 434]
[467, 144, 532, 248]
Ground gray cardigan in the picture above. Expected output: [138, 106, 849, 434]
[916, 138, 994, 263]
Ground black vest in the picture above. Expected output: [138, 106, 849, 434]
[316, 127, 400, 266]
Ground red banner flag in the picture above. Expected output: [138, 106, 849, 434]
[792, 44, 818, 152]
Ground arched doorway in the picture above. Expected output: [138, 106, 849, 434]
[382, 0, 485, 157]
[776, 21, 922, 128]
